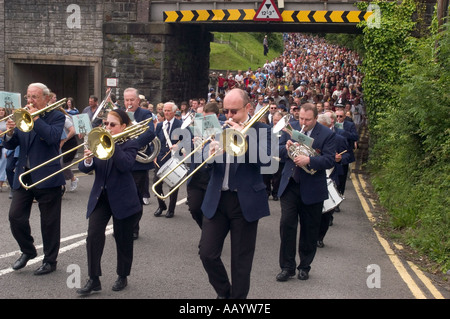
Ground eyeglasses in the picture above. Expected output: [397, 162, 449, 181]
[291, 108, 299, 111]
[24, 95, 42, 100]
[103, 121, 118, 127]
[336, 115, 344, 118]
[223, 108, 241, 115]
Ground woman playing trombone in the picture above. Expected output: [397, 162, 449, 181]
[76, 109, 141, 295]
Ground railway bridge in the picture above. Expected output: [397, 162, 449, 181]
[1, 0, 374, 106]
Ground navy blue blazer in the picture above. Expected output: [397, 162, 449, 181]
[78, 139, 141, 220]
[3, 109, 66, 190]
[201, 122, 272, 222]
[336, 121, 358, 163]
[278, 121, 335, 205]
[328, 131, 351, 185]
[130, 107, 156, 171]
[154, 118, 183, 167]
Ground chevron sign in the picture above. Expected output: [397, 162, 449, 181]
[163, 10, 372, 23]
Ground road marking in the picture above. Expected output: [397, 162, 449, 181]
[352, 172, 440, 299]
[407, 261, 444, 299]
[0, 225, 113, 277]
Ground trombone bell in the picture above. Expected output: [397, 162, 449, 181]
[87, 127, 115, 160]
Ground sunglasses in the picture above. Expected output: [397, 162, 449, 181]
[336, 115, 344, 118]
[223, 108, 240, 115]
[103, 121, 118, 127]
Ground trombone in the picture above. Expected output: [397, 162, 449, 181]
[0, 98, 67, 137]
[18, 118, 152, 190]
[152, 104, 270, 199]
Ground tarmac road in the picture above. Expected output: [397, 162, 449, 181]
[0, 166, 448, 302]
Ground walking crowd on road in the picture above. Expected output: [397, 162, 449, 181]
[1, 33, 365, 299]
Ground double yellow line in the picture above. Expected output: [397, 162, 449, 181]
[351, 172, 444, 299]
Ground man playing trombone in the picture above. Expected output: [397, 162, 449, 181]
[3, 82, 66, 275]
[199, 88, 272, 299]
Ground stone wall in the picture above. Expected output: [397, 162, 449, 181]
[0, 0, 212, 106]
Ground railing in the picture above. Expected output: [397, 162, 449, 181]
[213, 34, 262, 65]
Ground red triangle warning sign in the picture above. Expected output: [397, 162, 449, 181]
[254, 0, 282, 21]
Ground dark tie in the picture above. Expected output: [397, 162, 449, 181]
[165, 122, 171, 135]
[228, 162, 237, 191]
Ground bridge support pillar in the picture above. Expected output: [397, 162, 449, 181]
[104, 22, 211, 105]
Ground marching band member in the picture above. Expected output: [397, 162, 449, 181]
[4, 83, 65, 276]
[199, 88, 272, 299]
[316, 113, 351, 247]
[153, 102, 183, 218]
[122, 88, 156, 239]
[276, 103, 335, 282]
[77, 109, 141, 295]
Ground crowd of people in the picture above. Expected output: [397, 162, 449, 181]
[1, 33, 366, 298]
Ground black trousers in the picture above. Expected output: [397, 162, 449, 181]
[318, 210, 333, 241]
[279, 179, 323, 273]
[153, 170, 179, 212]
[86, 192, 139, 278]
[9, 185, 62, 265]
[186, 184, 206, 229]
[199, 191, 258, 299]
[337, 164, 349, 195]
[132, 170, 147, 233]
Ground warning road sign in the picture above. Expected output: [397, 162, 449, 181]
[253, 0, 282, 21]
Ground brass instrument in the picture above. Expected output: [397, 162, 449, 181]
[0, 98, 67, 137]
[18, 119, 152, 190]
[152, 104, 271, 199]
[273, 114, 318, 175]
[135, 133, 161, 164]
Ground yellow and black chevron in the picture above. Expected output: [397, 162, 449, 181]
[163, 9, 372, 23]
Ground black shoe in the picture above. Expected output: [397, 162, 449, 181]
[297, 269, 309, 280]
[165, 211, 174, 218]
[317, 240, 324, 248]
[34, 262, 56, 275]
[12, 253, 37, 270]
[154, 207, 166, 217]
[329, 215, 334, 226]
[133, 232, 139, 240]
[276, 269, 295, 282]
[273, 196, 279, 201]
[334, 206, 340, 212]
[112, 276, 128, 291]
[77, 279, 102, 295]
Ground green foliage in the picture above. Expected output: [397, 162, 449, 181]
[358, 0, 450, 272]
[210, 32, 282, 70]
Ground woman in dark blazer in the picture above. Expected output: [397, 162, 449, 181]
[76, 109, 141, 295]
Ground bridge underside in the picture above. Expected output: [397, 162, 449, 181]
[174, 22, 363, 34]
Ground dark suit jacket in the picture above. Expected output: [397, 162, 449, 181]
[278, 121, 335, 205]
[201, 122, 272, 222]
[78, 139, 141, 220]
[329, 131, 351, 185]
[130, 107, 156, 171]
[336, 121, 358, 163]
[3, 109, 66, 190]
[154, 118, 183, 167]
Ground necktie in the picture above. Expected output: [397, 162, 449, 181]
[165, 122, 170, 135]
